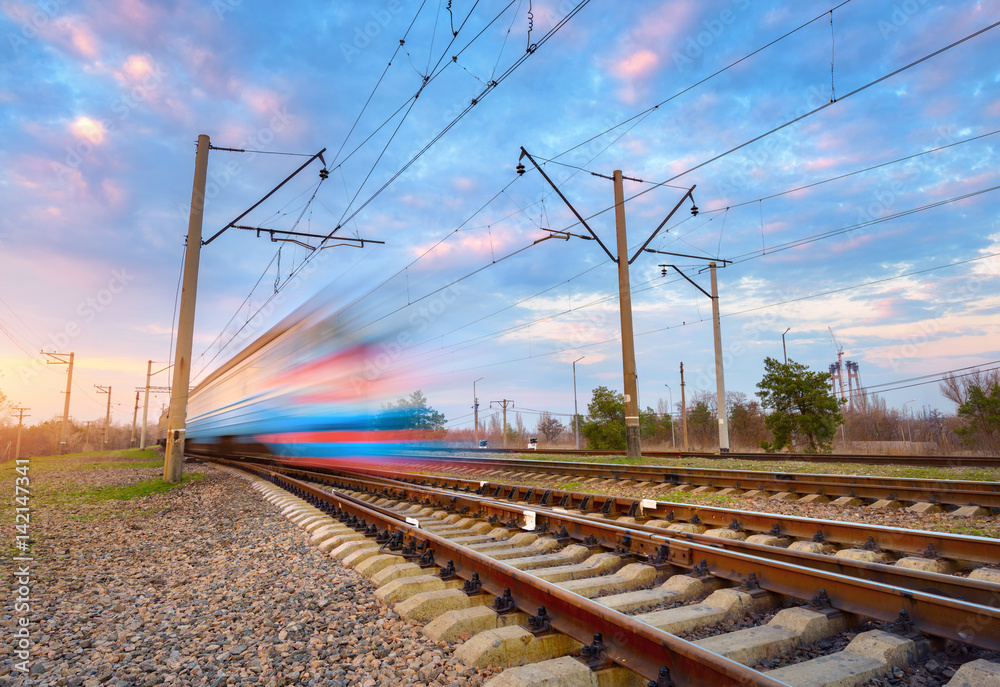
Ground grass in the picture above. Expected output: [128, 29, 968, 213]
[0, 448, 162, 476]
[0, 449, 191, 525]
[74, 473, 203, 502]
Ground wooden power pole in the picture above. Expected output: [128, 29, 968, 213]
[165, 134, 211, 484]
[95, 386, 111, 448]
[680, 362, 688, 452]
[41, 351, 74, 453]
[13, 407, 29, 459]
[517, 148, 697, 461]
[490, 399, 515, 448]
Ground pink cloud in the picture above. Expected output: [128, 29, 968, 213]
[612, 49, 659, 80]
[602, 1, 699, 103]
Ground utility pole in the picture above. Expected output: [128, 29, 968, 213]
[572, 356, 584, 450]
[141, 360, 152, 450]
[709, 262, 729, 452]
[41, 351, 74, 454]
[659, 259, 731, 453]
[139, 363, 171, 450]
[490, 399, 514, 449]
[517, 148, 697, 460]
[13, 407, 29, 459]
[95, 386, 111, 448]
[680, 362, 688, 452]
[165, 133, 210, 483]
[664, 384, 675, 448]
[612, 170, 641, 458]
[473, 377, 484, 446]
[782, 328, 791, 365]
[130, 390, 140, 447]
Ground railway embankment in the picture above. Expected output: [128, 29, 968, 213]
[0, 454, 497, 686]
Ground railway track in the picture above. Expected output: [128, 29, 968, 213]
[377, 453, 1000, 511]
[464, 447, 1000, 468]
[215, 456, 1000, 687]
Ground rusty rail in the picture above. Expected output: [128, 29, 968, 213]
[223, 459, 787, 686]
[230, 459, 1000, 651]
[381, 454, 1000, 508]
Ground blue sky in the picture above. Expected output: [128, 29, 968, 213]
[1, 0, 998, 433]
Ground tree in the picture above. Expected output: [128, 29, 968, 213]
[727, 391, 768, 449]
[378, 390, 446, 431]
[687, 401, 716, 448]
[954, 383, 1000, 452]
[536, 413, 564, 443]
[756, 357, 843, 453]
[581, 386, 626, 450]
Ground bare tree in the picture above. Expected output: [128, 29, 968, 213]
[536, 413, 564, 443]
[940, 369, 1000, 406]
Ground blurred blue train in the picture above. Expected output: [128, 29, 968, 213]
[173, 295, 441, 466]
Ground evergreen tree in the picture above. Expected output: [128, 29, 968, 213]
[378, 390, 446, 430]
[756, 357, 843, 453]
[955, 383, 1000, 452]
[581, 386, 626, 450]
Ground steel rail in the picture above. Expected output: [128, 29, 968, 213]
[453, 447, 1000, 468]
[386, 463, 1000, 565]
[245, 455, 1000, 565]
[281, 464, 1000, 609]
[223, 459, 788, 687]
[234, 459, 1000, 650]
[385, 454, 1000, 508]
[219, 451, 1000, 567]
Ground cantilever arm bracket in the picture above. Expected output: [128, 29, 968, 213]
[519, 148, 617, 262]
[661, 264, 713, 300]
[628, 185, 696, 265]
[202, 147, 328, 246]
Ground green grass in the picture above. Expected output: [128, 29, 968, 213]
[59, 473, 203, 504]
[66, 459, 164, 471]
[0, 449, 162, 477]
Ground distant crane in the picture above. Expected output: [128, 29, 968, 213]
[828, 327, 861, 409]
[829, 327, 845, 401]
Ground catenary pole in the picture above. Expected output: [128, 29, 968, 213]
[13, 407, 29, 459]
[473, 377, 484, 446]
[140, 360, 152, 450]
[710, 262, 730, 452]
[680, 362, 688, 451]
[42, 351, 74, 453]
[572, 356, 584, 450]
[95, 385, 111, 447]
[613, 171, 641, 459]
[130, 390, 140, 447]
[165, 134, 210, 483]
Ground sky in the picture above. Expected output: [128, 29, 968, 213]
[1, 0, 998, 436]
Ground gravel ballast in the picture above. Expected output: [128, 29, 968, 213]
[0, 457, 499, 686]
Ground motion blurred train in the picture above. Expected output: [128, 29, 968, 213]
[161, 294, 439, 466]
